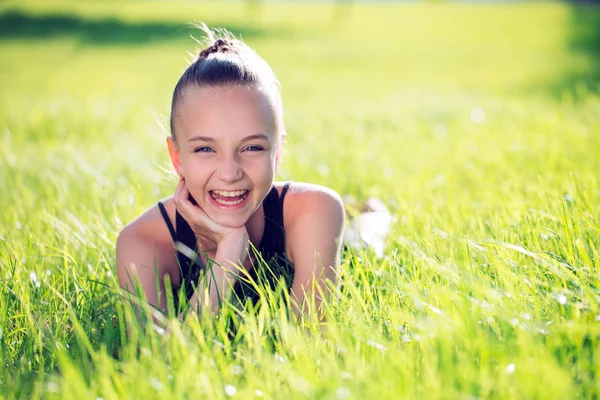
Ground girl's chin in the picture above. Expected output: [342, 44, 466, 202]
[209, 214, 250, 229]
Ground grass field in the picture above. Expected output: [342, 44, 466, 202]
[1, 1, 600, 398]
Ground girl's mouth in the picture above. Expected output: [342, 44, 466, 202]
[209, 189, 250, 207]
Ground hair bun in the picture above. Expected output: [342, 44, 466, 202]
[199, 39, 233, 59]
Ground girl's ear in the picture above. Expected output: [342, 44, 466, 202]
[274, 134, 286, 175]
[166, 136, 183, 178]
[275, 151, 281, 176]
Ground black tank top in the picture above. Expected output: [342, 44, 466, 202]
[157, 183, 294, 311]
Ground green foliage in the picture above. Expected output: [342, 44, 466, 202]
[1, 1, 599, 398]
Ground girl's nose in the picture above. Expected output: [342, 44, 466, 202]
[217, 154, 243, 182]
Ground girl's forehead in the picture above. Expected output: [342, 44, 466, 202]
[174, 84, 280, 141]
[180, 85, 275, 120]
[180, 84, 274, 110]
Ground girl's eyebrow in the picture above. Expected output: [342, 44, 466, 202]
[241, 133, 269, 143]
[188, 134, 269, 143]
[188, 135, 215, 143]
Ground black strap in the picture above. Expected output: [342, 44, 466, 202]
[281, 181, 291, 201]
[158, 202, 177, 242]
[279, 182, 291, 228]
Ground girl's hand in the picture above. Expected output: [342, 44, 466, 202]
[173, 178, 250, 268]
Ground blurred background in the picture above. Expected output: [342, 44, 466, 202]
[1, 0, 599, 255]
[1, 0, 598, 203]
[1, 0, 599, 265]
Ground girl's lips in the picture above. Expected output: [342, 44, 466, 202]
[208, 190, 250, 210]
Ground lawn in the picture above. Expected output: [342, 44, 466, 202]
[1, 1, 599, 398]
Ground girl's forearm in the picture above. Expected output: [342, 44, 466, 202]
[182, 235, 249, 317]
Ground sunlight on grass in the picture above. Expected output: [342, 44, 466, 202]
[0, 1, 599, 399]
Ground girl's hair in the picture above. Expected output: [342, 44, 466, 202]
[169, 25, 284, 140]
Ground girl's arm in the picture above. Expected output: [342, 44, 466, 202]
[285, 185, 345, 320]
[116, 222, 247, 321]
[116, 223, 172, 315]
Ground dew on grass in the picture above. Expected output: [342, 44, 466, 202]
[30, 271, 38, 284]
[45, 270, 51, 276]
[290, 376, 313, 395]
[428, 304, 444, 316]
[340, 371, 353, 380]
[552, 293, 567, 305]
[224, 384, 237, 396]
[140, 347, 152, 357]
[564, 193, 574, 203]
[46, 381, 59, 393]
[255, 389, 264, 396]
[433, 228, 449, 238]
[540, 233, 549, 241]
[149, 378, 164, 391]
[470, 108, 486, 124]
[334, 343, 348, 355]
[230, 365, 243, 375]
[505, 363, 516, 374]
[274, 354, 287, 364]
[511, 318, 520, 326]
[16, 221, 22, 230]
[366, 339, 388, 353]
[336, 386, 352, 399]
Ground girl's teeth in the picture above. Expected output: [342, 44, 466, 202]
[214, 196, 245, 205]
[212, 189, 247, 197]
[210, 190, 248, 205]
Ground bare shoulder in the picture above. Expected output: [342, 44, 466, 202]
[278, 181, 344, 222]
[277, 182, 345, 263]
[116, 198, 176, 268]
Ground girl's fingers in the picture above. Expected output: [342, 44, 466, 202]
[173, 178, 184, 207]
[175, 180, 220, 234]
[173, 179, 239, 242]
[175, 181, 196, 221]
[173, 180, 186, 216]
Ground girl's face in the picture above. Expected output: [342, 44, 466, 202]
[169, 84, 280, 228]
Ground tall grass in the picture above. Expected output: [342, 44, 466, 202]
[1, 1, 599, 398]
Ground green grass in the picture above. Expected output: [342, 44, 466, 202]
[1, 1, 600, 398]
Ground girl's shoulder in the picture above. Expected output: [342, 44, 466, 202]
[277, 181, 345, 262]
[276, 181, 343, 208]
[115, 198, 182, 293]
[116, 198, 176, 254]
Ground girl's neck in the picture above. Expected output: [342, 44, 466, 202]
[245, 202, 266, 247]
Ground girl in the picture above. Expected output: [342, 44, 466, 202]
[116, 27, 345, 320]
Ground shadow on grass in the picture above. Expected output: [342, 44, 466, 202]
[546, 4, 600, 100]
[0, 10, 276, 45]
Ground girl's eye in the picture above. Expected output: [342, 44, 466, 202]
[194, 146, 214, 153]
[243, 145, 264, 152]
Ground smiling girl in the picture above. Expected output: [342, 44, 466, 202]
[116, 28, 345, 320]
